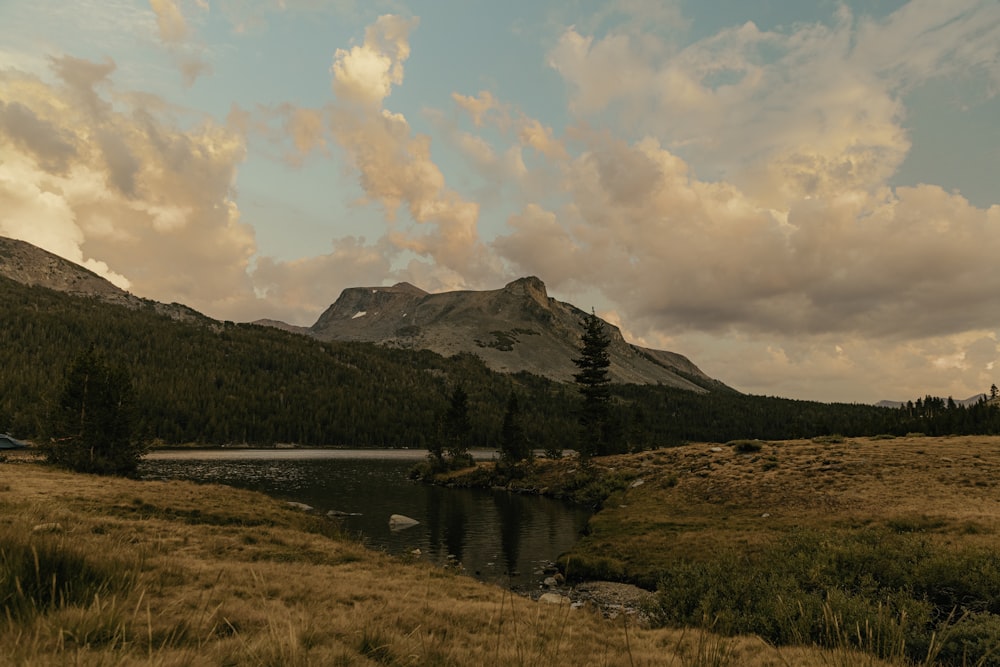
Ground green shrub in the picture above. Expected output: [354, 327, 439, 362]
[651, 528, 1000, 665]
[558, 553, 627, 582]
[727, 439, 763, 453]
[933, 613, 1000, 667]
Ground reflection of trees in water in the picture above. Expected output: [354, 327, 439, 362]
[425, 485, 468, 563]
[444, 492, 467, 562]
[145, 457, 594, 588]
[494, 492, 527, 576]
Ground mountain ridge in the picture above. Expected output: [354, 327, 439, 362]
[303, 275, 729, 392]
[0, 234, 727, 392]
[0, 236, 206, 323]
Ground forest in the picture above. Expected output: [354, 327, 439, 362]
[2, 275, 999, 449]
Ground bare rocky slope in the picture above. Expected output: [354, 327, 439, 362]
[307, 276, 729, 392]
[0, 235, 205, 323]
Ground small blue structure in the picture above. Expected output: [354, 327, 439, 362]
[0, 433, 28, 450]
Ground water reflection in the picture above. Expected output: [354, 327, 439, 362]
[140, 451, 591, 589]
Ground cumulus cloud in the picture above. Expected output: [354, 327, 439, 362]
[0, 59, 255, 312]
[328, 15, 500, 287]
[331, 14, 417, 106]
[0, 100, 76, 173]
[498, 129, 1000, 345]
[546, 2, 1000, 206]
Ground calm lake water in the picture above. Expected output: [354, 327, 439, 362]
[139, 449, 592, 589]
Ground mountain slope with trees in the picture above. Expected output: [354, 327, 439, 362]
[3, 235, 1000, 449]
[5, 273, 1000, 449]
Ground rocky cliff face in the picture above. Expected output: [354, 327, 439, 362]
[309, 276, 729, 392]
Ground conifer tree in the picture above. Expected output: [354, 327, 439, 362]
[46, 347, 144, 476]
[499, 392, 530, 464]
[443, 385, 473, 466]
[573, 310, 612, 460]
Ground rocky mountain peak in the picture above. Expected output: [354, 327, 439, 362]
[503, 276, 549, 308]
[306, 276, 729, 392]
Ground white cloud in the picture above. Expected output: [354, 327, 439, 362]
[327, 15, 500, 288]
[0, 59, 255, 310]
[331, 14, 418, 107]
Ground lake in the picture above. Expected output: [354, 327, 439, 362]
[139, 449, 592, 590]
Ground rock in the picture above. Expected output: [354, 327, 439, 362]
[538, 593, 570, 605]
[543, 577, 558, 587]
[630, 478, 645, 488]
[554, 573, 565, 585]
[327, 509, 362, 517]
[389, 514, 420, 530]
[286, 501, 314, 512]
[710, 447, 724, 452]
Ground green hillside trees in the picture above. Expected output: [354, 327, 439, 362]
[45, 348, 145, 475]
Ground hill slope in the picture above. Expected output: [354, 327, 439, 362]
[307, 276, 727, 392]
[0, 236, 204, 323]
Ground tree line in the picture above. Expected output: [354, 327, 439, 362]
[3, 276, 1000, 467]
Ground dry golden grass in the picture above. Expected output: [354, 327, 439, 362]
[546, 435, 1000, 583]
[0, 461, 897, 666]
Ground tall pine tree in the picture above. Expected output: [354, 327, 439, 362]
[442, 385, 473, 466]
[499, 392, 531, 465]
[573, 310, 612, 460]
[46, 347, 144, 476]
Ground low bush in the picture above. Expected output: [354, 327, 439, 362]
[557, 553, 627, 582]
[727, 439, 764, 453]
[812, 434, 846, 444]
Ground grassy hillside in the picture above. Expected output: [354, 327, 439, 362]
[445, 435, 1000, 665]
[0, 460, 899, 666]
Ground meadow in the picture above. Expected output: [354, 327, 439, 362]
[1, 457, 905, 666]
[445, 435, 1000, 665]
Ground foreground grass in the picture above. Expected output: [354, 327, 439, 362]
[0, 461, 898, 666]
[445, 435, 1000, 666]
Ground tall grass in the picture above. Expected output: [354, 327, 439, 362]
[652, 528, 1000, 665]
[0, 529, 138, 622]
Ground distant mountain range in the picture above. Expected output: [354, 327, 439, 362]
[0, 235, 729, 393]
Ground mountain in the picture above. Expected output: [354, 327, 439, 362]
[304, 276, 728, 392]
[0, 235, 726, 393]
[0, 236, 205, 323]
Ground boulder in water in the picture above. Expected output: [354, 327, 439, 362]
[389, 513, 419, 530]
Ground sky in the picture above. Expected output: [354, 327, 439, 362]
[0, 0, 998, 405]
